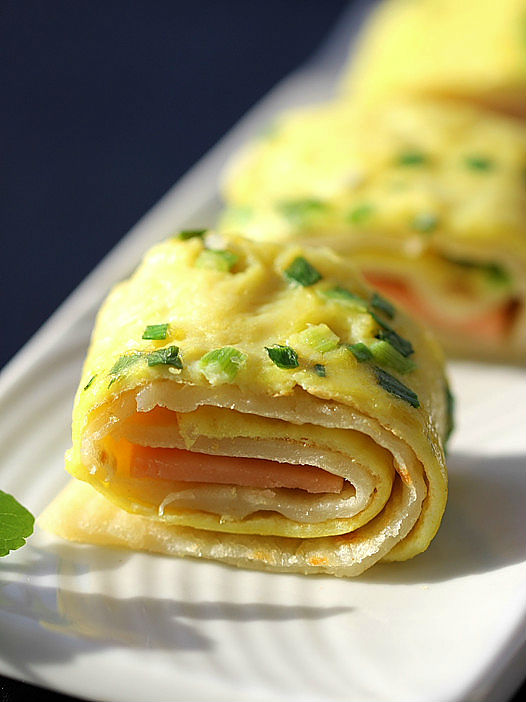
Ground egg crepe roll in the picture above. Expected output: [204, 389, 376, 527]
[39, 233, 449, 577]
[340, 0, 526, 117]
[220, 99, 526, 362]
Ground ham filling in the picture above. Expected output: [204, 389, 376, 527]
[130, 444, 345, 494]
[363, 272, 514, 342]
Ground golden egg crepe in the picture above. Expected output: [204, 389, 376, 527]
[340, 0, 526, 117]
[220, 99, 526, 362]
[39, 232, 450, 577]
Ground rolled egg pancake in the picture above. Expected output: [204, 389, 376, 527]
[220, 98, 526, 362]
[339, 0, 526, 117]
[39, 233, 450, 577]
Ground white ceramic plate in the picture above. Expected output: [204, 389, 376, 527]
[1, 6, 525, 701]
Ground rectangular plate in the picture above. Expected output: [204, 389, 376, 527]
[1, 5, 525, 701]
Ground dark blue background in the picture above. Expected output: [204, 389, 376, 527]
[0, 2, 523, 701]
[0, 0, 348, 372]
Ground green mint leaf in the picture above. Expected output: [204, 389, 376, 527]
[0, 491, 34, 557]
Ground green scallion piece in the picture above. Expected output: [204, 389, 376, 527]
[319, 285, 368, 309]
[265, 345, 299, 369]
[371, 312, 414, 357]
[277, 198, 328, 226]
[445, 257, 511, 287]
[284, 256, 322, 287]
[369, 340, 416, 374]
[109, 352, 143, 376]
[195, 249, 238, 272]
[299, 324, 340, 353]
[177, 229, 207, 240]
[376, 328, 415, 358]
[346, 342, 373, 363]
[142, 323, 169, 341]
[347, 203, 375, 224]
[108, 352, 143, 387]
[374, 367, 420, 408]
[370, 292, 395, 319]
[412, 212, 439, 233]
[83, 375, 97, 391]
[199, 347, 247, 384]
[396, 151, 427, 166]
[147, 345, 182, 368]
[485, 264, 511, 286]
[314, 364, 326, 377]
[464, 156, 494, 171]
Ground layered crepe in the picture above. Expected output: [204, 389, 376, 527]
[39, 232, 450, 577]
[340, 0, 526, 117]
[220, 99, 526, 362]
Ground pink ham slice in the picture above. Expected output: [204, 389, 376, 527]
[363, 272, 513, 342]
[130, 444, 344, 494]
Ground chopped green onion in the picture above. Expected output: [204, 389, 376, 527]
[284, 256, 322, 287]
[412, 212, 439, 233]
[199, 347, 247, 384]
[195, 249, 238, 272]
[299, 324, 340, 353]
[109, 352, 142, 376]
[147, 345, 182, 369]
[464, 156, 494, 171]
[265, 345, 299, 369]
[371, 312, 414, 357]
[277, 198, 328, 226]
[83, 375, 97, 391]
[484, 264, 510, 286]
[346, 342, 373, 362]
[319, 285, 368, 309]
[347, 203, 375, 224]
[375, 328, 415, 358]
[446, 257, 511, 287]
[142, 323, 169, 341]
[369, 340, 416, 374]
[396, 151, 427, 166]
[177, 229, 207, 240]
[374, 367, 420, 408]
[370, 292, 395, 319]
[108, 352, 143, 387]
[314, 364, 326, 377]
